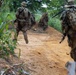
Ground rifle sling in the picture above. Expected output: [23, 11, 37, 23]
[17, 8, 25, 19]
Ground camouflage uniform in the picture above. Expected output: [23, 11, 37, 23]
[60, 0, 76, 61]
[38, 13, 48, 31]
[14, 1, 34, 44]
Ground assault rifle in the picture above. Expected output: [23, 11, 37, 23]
[52, 9, 64, 18]
[59, 33, 66, 43]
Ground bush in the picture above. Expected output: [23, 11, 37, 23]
[0, 30, 16, 57]
[0, 9, 16, 58]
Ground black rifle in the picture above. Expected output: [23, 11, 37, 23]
[52, 9, 64, 18]
[59, 34, 66, 43]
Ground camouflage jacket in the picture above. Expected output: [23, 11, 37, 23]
[16, 6, 31, 21]
[60, 7, 76, 30]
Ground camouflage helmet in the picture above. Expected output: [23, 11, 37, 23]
[67, 0, 74, 5]
[68, 0, 74, 2]
[21, 1, 26, 7]
[64, 0, 75, 7]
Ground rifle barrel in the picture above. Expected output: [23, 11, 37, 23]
[52, 10, 64, 18]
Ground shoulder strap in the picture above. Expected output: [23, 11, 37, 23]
[19, 8, 25, 15]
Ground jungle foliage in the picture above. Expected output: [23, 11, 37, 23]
[0, 0, 16, 58]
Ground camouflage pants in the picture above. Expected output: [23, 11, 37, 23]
[14, 21, 30, 44]
[67, 31, 76, 61]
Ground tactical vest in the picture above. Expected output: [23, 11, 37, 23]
[16, 7, 30, 20]
[69, 9, 76, 30]
[61, 8, 76, 31]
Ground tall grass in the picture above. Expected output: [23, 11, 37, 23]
[0, 12, 15, 21]
[0, 12, 17, 58]
[0, 1, 16, 58]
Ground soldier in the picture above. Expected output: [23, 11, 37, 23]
[14, 1, 33, 44]
[38, 12, 48, 31]
[60, 0, 76, 61]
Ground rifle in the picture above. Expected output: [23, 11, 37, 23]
[59, 32, 66, 43]
[52, 8, 64, 18]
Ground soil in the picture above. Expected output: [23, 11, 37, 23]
[0, 26, 73, 75]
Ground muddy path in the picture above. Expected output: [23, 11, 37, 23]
[13, 26, 72, 75]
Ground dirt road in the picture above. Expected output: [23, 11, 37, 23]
[14, 27, 72, 75]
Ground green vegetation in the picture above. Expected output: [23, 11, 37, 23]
[0, 1, 16, 58]
[0, 21, 16, 58]
[48, 17, 62, 32]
